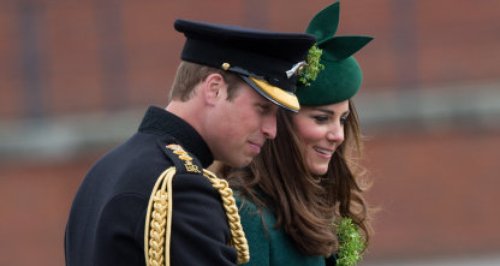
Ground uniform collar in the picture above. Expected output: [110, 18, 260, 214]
[138, 106, 213, 168]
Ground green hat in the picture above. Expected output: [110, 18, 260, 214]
[296, 2, 373, 106]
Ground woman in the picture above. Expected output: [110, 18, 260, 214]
[222, 2, 374, 266]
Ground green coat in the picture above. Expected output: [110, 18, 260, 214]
[238, 197, 335, 266]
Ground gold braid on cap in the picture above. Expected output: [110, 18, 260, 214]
[144, 145, 249, 266]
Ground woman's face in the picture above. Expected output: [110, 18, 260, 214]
[292, 100, 350, 175]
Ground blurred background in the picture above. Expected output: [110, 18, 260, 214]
[1, 0, 500, 265]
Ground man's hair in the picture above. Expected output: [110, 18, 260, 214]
[169, 61, 244, 102]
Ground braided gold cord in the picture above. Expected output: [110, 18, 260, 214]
[148, 191, 167, 266]
[203, 169, 250, 264]
[145, 168, 176, 266]
[145, 166, 250, 265]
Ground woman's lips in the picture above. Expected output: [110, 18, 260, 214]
[313, 146, 334, 158]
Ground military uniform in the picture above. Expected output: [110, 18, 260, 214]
[65, 107, 241, 265]
[65, 18, 315, 266]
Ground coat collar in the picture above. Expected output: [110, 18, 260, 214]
[138, 106, 213, 168]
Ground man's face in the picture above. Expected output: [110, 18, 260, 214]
[205, 83, 278, 167]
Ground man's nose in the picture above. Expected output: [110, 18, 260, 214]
[262, 112, 277, 139]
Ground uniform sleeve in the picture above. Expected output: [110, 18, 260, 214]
[238, 200, 271, 266]
[169, 173, 237, 265]
[93, 194, 146, 266]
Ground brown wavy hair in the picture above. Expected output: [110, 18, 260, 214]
[225, 100, 372, 257]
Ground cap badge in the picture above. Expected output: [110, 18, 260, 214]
[221, 62, 231, 71]
[286, 61, 307, 79]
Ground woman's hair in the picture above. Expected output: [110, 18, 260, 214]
[226, 100, 372, 257]
[169, 61, 243, 102]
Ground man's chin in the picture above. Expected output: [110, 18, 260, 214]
[228, 156, 254, 168]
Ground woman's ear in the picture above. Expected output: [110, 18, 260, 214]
[202, 73, 227, 105]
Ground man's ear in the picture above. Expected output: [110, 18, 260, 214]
[202, 73, 226, 105]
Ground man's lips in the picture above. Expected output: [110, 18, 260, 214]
[248, 141, 263, 154]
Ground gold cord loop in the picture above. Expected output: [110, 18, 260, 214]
[145, 144, 249, 265]
[144, 167, 250, 266]
[203, 169, 250, 264]
[145, 167, 176, 266]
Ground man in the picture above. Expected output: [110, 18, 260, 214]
[65, 19, 315, 265]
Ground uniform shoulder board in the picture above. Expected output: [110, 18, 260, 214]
[162, 143, 203, 175]
[144, 144, 250, 266]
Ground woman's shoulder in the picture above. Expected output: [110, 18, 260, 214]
[235, 194, 327, 266]
[236, 194, 276, 225]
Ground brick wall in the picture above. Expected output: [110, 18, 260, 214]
[364, 129, 500, 261]
[1, 1, 500, 265]
[2, 129, 500, 265]
[1, 0, 500, 118]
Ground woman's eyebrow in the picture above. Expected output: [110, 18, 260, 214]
[314, 108, 333, 115]
[313, 108, 350, 116]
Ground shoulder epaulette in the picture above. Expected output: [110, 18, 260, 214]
[163, 143, 203, 174]
[144, 143, 249, 266]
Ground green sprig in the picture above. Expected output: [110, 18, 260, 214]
[335, 218, 365, 266]
[299, 44, 324, 86]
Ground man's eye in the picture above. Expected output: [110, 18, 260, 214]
[257, 104, 270, 113]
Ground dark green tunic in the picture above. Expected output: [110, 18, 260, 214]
[238, 197, 335, 266]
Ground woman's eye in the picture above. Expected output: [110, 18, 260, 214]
[312, 115, 329, 123]
[340, 115, 349, 125]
